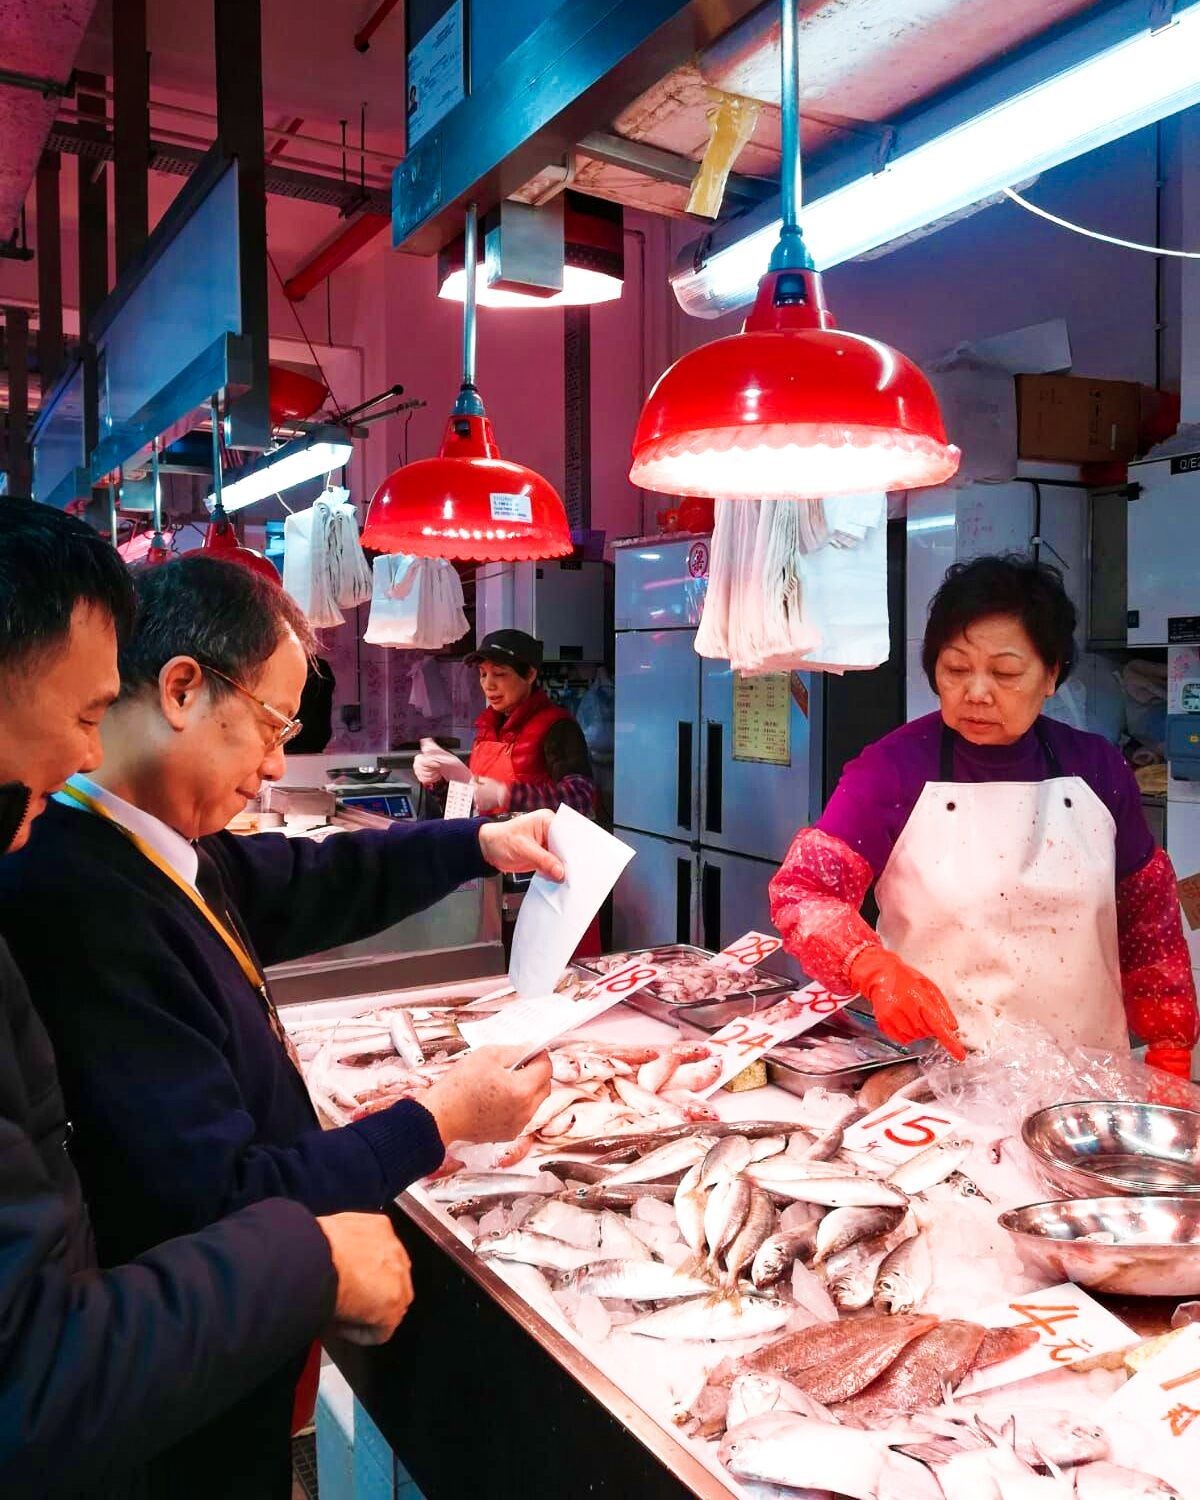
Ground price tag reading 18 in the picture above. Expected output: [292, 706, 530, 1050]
[580, 958, 664, 1003]
[697, 981, 855, 1097]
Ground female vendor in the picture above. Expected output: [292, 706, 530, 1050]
[415, 629, 598, 819]
[769, 555, 1198, 1076]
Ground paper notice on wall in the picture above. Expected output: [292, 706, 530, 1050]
[732, 672, 791, 765]
[507, 806, 634, 998]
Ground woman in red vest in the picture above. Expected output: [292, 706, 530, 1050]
[415, 630, 598, 820]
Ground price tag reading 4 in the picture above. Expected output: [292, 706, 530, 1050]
[713, 930, 784, 970]
[959, 1283, 1134, 1397]
[697, 982, 855, 1097]
[842, 1100, 969, 1165]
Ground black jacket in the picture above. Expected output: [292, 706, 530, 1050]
[0, 936, 337, 1497]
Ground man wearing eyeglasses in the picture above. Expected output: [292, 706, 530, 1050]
[0, 555, 559, 1499]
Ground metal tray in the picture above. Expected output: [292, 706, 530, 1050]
[765, 1009, 930, 1094]
[576, 944, 794, 1031]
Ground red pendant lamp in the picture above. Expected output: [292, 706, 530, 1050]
[183, 400, 282, 585]
[360, 204, 572, 562]
[629, 0, 959, 503]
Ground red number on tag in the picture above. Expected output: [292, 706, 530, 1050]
[1007, 1303, 1080, 1339]
[602, 964, 658, 995]
[723, 934, 782, 967]
[798, 990, 842, 1015]
[881, 1113, 952, 1149]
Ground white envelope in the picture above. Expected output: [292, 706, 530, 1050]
[508, 806, 634, 998]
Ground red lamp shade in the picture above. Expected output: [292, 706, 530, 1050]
[268, 364, 329, 426]
[360, 411, 572, 562]
[630, 269, 960, 501]
[184, 518, 282, 585]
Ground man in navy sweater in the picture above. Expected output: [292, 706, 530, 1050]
[0, 501, 419, 1496]
[0, 556, 557, 1497]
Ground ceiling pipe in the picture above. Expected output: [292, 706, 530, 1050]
[283, 211, 389, 300]
[354, 0, 401, 54]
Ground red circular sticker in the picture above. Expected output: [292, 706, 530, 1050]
[688, 541, 710, 578]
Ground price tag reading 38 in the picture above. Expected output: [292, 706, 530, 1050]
[698, 981, 855, 1097]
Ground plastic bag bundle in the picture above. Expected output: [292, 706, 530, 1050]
[282, 486, 372, 628]
[364, 554, 468, 650]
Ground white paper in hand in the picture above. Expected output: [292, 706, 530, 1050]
[508, 806, 634, 998]
[418, 737, 472, 784]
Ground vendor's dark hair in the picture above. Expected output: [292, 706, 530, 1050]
[119, 555, 315, 699]
[0, 498, 135, 672]
[922, 554, 1076, 691]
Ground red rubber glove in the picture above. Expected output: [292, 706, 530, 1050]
[1145, 1043, 1193, 1080]
[849, 946, 967, 1061]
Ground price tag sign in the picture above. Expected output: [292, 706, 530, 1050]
[697, 982, 855, 1097]
[443, 780, 476, 820]
[842, 1099, 970, 1166]
[958, 1283, 1135, 1396]
[711, 930, 784, 971]
[457, 958, 663, 1058]
[1102, 1324, 1200, 1491]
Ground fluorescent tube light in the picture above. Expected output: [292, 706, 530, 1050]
[204, 426, 352, 513]
[675, 0, 1200, 315]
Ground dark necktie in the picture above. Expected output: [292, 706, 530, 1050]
[192, 842, 300, 1068]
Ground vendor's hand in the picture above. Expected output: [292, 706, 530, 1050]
[316, 1212, 414, 1345]
[413, 752, 447, 789]
[471, 775, 511, 815]
[423, 1045, 553, 1145]
[478, 809, 564, 881]
[849, 945, 967, 1061]
[1146, 1043, 1193, 1080]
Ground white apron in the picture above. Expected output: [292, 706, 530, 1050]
[874, 722, 1128, 1054]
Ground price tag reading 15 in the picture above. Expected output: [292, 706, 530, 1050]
[842, 1101, 969, 1163]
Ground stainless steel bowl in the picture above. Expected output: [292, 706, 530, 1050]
[1022, 1101, 1200, 1198]
[1000, 1196, 1200, 1296]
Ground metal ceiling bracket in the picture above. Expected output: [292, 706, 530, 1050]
[0, 66, 74, 98]
[873, 125, 898, 175]
[577, 131, 772, 206]
[1149, 0, 1176, 32]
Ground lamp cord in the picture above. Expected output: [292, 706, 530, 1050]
[266, 250, 347, 418]
[1003, 186, 1200, 259]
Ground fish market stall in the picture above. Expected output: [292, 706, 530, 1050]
[284, 969, 1198, 1500]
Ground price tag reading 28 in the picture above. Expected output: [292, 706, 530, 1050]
[697, 982, 855, 1097]
[712, 930, 785, 971]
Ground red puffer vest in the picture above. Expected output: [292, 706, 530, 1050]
[469, 688, 572, 785]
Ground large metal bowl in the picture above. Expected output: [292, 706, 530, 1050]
[1000, 1196, 1200, 1296]
[1022, 1101, 1200, 1198]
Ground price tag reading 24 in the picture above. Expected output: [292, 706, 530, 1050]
[697, 982, 855, 1097]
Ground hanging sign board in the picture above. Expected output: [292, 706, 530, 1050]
[732, 672, 791, 765]
[407, 0, 466, 148]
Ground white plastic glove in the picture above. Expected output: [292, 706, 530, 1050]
[415, 738, 470, 789]
[471, 775, 511, 814]
[413, 753, 446, 789]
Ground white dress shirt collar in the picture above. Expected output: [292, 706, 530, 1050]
[57, 774, 200, 888]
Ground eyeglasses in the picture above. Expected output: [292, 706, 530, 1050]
[200, 664, 303, 751]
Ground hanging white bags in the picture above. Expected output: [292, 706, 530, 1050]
[363, 554, 469, 650]
[282, 486, 373, 628]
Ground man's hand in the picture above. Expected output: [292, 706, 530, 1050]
[423, 1046, 553, 1145]
[471, 775, 511, 815]
[478, 810, 564, 881]
[316, 1212, 414, 1346]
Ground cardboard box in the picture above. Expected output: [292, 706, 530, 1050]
[1016, 373, 1142, 463]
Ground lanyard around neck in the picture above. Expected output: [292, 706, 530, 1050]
[58, 783, 267, 994]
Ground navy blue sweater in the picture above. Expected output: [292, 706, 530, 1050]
[0, 802, 491, 1266]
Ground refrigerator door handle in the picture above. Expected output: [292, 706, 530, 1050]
[704, 720, 723, 835]
[701, 860, 721, 952]
[676, 721, 693, 830]
[676, 857, 692, 945]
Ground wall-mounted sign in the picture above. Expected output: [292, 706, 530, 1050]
[407, 0, 465, 148]
[732, 671, 791, 766]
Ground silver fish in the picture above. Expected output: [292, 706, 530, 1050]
[569, 1182, 676, 1209]
[726, 1373, 836, 1435]
[886, 1135, 972, 1194]
[602, 1134, 714, 1187]
[626, 1294, 792, 1342]
[720, 1185, 775, 1290]
[698, 1134, 753, 1189]
[908, 1407, 1110, 1470]
[947, 1170, 990, 1202]
[821, 1238, 890, 1312]
[705, 1176, 752, 1270]
[559, 1259, 714, 1302]
[674, 1163, 707, 1264]
[746, 1161, 908, 1209]
[873, 1233, 931, 1314]
[789, 1114, 860, 1163]
[425, 1171, 553, 1205]
[1073, 1462, 1181, 1498]
[597, 1209, 653, 1263]
[814, 1204, 905, 1264]
[751, 1229, 817, 1290]
[477, 1230, 596, 1272]
[747, 1134, 788, 1163]
[522, 1198, 602, 1250]
[719, 1411, 896, 1499]
[536, 1158, 611, 1185]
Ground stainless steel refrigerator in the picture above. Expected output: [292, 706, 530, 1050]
[612, 538, 823, 980]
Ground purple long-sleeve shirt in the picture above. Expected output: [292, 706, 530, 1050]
[817, 711, 1155, 882]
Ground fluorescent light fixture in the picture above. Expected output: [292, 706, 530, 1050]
[438, 264, 624, 309]
[204, 425, 352, 513]
[675, 0, 1200, 315]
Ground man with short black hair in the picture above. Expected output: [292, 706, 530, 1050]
[0, 500, 416, 1495]
[0, 554, 557, 1496]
